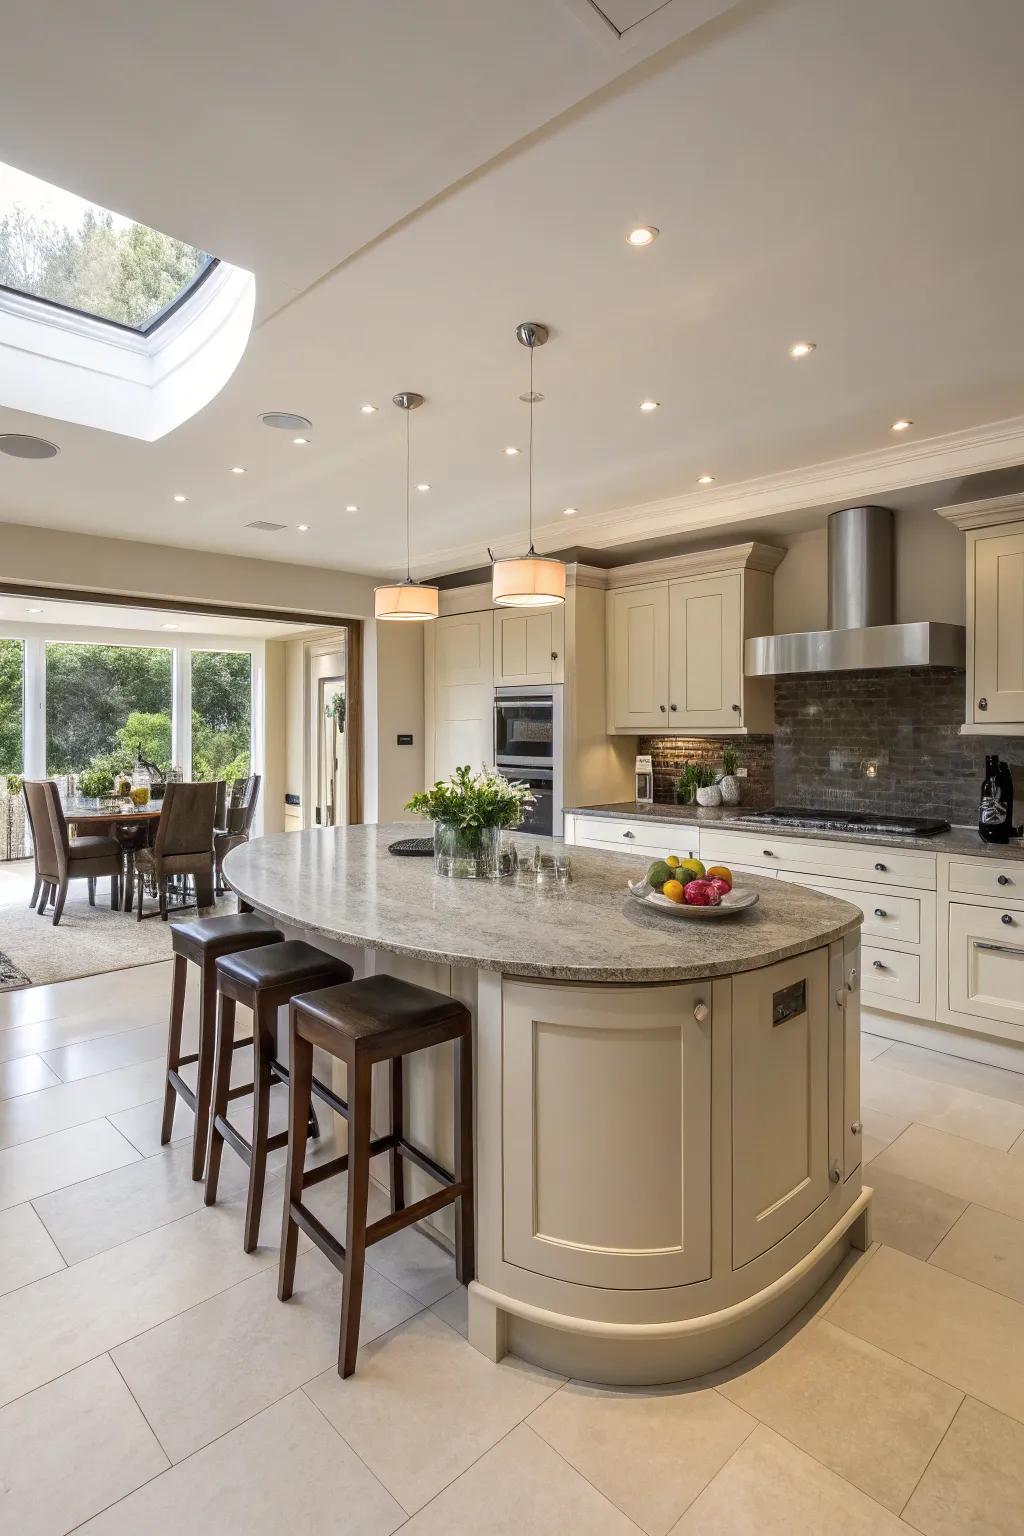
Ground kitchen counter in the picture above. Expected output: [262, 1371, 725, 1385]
[224, 824, 868, 1387]
[566, 801, 1024, 860]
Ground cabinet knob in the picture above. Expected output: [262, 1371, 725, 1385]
[1003, 913, 1015, 925]
[874, 862, 887, 872]
[693, 1000, 709, 1023]
[998, 875, 1012, 886]
[847, 967, 858, 991]
[874, 907, 887, 918]
[762, 848, 775, 857]
[670, 703, 678, 712]
[829, 1166, 842, 1185]
[622, 830, 635, 839]
[659, 704, 667, 713]
[850, 1120, 863, 1135]
[551, 651, 559, 661]
[872, 959, 888, 971]
[731, 703, 741, 713]
[978, 697, 988, 710]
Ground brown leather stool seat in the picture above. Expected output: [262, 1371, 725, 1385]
[163, 913, 284, 1180]
[204, 941, 354, 1253]
[278, 974, 474, 1378]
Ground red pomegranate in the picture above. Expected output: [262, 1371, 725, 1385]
[684, 879, 721, 906]
[708, 877, 732, 898]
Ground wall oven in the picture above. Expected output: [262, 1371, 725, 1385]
[493, 685, 562, 838]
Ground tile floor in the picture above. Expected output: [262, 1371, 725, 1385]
[2, 963, 1024, 1534]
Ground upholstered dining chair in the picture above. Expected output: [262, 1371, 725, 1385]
[26, 780, 123, 926]
[132, 780, 217, 921]
[214, 774, 261, 894]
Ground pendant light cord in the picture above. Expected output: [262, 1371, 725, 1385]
[405, 404, 412, 582]
[527, 344, 535, 553]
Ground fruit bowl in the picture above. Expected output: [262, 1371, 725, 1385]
[627, 880, 760, 918]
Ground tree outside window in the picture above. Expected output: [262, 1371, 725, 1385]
[191, 651, 251, 782]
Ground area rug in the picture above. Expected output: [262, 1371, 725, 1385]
[0, 859, 234, 990]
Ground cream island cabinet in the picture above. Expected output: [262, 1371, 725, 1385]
[225, 824, 867, 1387]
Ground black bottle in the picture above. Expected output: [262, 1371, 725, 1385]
[979, 755, 1014, 843]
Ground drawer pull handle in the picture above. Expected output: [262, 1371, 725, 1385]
[622, 830, 635, 839]
[974, 941, 1024, 957]
[874, 907, 887, 918]
[872, 959, 888, 971]
[763, 849, 775, 857]
[874, 862, 887, 872]
[998, 875, 1012, 886]
[1002, 913, 1015, 926]
[693, 1000, 709, 1023]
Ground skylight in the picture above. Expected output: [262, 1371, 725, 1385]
[0, 160, 215, 333]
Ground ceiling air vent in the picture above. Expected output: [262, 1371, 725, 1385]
[245, 519, 287, 532]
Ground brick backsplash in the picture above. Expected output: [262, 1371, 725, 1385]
[641, 670, 1023, 825]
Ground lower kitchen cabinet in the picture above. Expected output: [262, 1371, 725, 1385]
[947, 901, 1024, 1032]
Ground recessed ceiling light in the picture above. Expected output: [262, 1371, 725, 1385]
[626, 225, 659, 247]
[504, 445, 520, 456]
[292, 436, 309, 446]
[360, 404, 378, 415]
[230, 465, 246, 474]
[26, 606, 43, 614]
[260, 411, 312, 432]
[697, 474, 715, 485]
[639, 400, 660, 413]
[0, 433, 60, 459]
[345, 504, 358, 513]
[161, 623, 179, 630]
[563, 507, 578, 516]
[788, 341, 816, 358]
[891, 418, 913, 432]
[416, 483, 431, 492]
[297, 523, 310, 531]
[173, 493, 188, 502]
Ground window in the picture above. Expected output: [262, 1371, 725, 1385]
[45, 642, 173, 782]
[0, 637, 23, 776]
[191, 651, 252, 782]
[0, 160, 214, 333]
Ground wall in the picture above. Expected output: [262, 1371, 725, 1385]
[262, 639, 287, 834]
[640, 735, 775, 808]
[372, 623, 425, 822]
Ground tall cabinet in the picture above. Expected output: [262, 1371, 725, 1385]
[939, 492, 1024, 735]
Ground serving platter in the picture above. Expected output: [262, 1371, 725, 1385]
[627, 880, 760, 919]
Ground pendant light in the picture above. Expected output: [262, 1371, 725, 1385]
[490, 322, 566, 608]
[374, 392, 439, 621]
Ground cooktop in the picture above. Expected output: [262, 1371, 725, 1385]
[736, 806, 951, 837]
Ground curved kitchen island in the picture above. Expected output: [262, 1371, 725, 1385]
[225, 824, 869, 1386]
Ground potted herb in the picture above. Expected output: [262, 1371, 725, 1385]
[406, 764, 535, 879]
[718, 745, 742, 805]
[674, 761, 717, 806]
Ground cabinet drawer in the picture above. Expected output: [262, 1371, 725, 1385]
[948, 902, 1024, 1030]
[573, 816, 699, 860]
[862, 945, 920, 1005]
[701, 829, 936, 889]
[948, 859, 1024, 901]
[779, 873, 921, 943]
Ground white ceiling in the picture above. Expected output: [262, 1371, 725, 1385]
[0, 593, 316, 639]
[1, 0, 1023, 580]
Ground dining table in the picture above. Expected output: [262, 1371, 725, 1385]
[61, 794, 163, 912]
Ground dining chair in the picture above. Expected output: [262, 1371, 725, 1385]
[132, 780, 217, 921]
[214, 774, 261, 894]
[28, 780, 123, 926]
[21, 780, 46, 910]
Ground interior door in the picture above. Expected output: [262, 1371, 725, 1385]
[433, 612, 495, 780]
[668, 572, 742, 730]
[974, 529, 1024, 724]
[317, 676, 346, 827]
[608, 583, 669, 730]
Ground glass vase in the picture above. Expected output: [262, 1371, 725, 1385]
[433, 822, 502, 879]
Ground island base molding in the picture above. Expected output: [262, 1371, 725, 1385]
[468, 1190, 872, 1386]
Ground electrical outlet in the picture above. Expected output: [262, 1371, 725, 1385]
[736, 767, 748, 778]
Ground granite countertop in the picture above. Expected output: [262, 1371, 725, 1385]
[566, 803, 1024, 862]
[224, 822, 862, 984]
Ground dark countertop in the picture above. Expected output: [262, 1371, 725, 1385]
[565, 802, 1024, 862]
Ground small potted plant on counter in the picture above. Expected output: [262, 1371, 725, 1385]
[407, 764, 535, 879]
[674, 761, 719, 806]
[718, 745, 742, 805]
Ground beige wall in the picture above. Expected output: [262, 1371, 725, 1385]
[0, 519, 377, 619]
[262, 640, 287, 834]
[772, 509, 964, 633]
[364, 621, 425, 823]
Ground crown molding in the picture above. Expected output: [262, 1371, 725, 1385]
[413, 413, 1024, 579]
[936, 491, 1024, 531]
[605, 540, 785, 588]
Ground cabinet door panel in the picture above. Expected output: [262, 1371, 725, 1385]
[974, 530, 1024, 724]
[609, 584, 669, 730]
[502, 978, 711, 1288]
[433, 613, 494, 780]
[732, 950, 830, 1267]
[494, 609, 563, 686]
[948, 901, 1024, 1030]
[668, 573, 742, 730]
[844, 934, 863, 1180]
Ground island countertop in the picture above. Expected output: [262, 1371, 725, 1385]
[224, 822, 862, 983]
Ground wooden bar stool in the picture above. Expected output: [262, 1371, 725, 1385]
[205, 941, 355, 1252]
[279, 975, 474, 1379]
[163, 913, 284, 1180]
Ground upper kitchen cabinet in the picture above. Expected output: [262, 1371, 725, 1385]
[605, 544, 783, 734]
[426, 608, 495, 781]
[939, 494, 1024, 734]
[494, 607, 564, 686]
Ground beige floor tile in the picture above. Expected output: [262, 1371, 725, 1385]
[0, 1118, 140, 1210]
[30, 1138, 250, 1264]
[669, 1424, 911, 1534]
[861, 1058, 1024, 1150]
[0, 1202, 66, 1296]
[302, 1171, 459, 1304]
[862, 1033, 894, 1061]
[0, 1052, 61, 1099]
[0, 960, 172, 1031]
[106, 1096, 193, 1158]
[0, 1009, 162, 1065]
[114, 1244, 423, 1462]
[864, 1166, 967, 1260]
[828, 1243, 1024, 1424]
[872, 1123, 1024, 1222]
[861, 1105, 911, 1164]
[41, 1023, 168, 1083]
[0, 1354, 168, 1536]
[929, 1203, 1024, 1304]
[430, 1282, 468, 1337]
[529, 1378, 754, 1535]
[717, 1318, 960, 1513]
[902, 1395, 1024, 1536]
[881, 1040, 1024, 1108]
[0, 1058, 165, 1150]
[400, 1422, 640, 1535]
[75, 1389, 404, 1536]
[0, 1190, 279, 1408]
[306, 1310, 562, 1514]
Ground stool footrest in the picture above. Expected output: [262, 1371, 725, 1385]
[271, 1059, 350, 1123]
[290, 1200, 346, 1272]
[232, 1036, 254, 1052]
[366, 1182, 467, 1248]
[226, 1081, 255, 1102]
[167, 1069, 197, 1113]
[213, 1115, 252, 1167]
[300, 1129, 397, 1190]
[176, 1051, 200, 1069]
[395, 1136, 457, 1191]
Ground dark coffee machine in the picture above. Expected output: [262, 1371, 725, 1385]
[979, 756, 1018, 844]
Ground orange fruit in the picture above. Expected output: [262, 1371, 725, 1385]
[706, 864, 733, 887]
[662, 879, 685, 903]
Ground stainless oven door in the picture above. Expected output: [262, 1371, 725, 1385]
[493, 690, 554, 768]
[510, 767, 553, 838]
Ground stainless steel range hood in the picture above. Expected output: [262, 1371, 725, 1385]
[745, 505, 966, 677]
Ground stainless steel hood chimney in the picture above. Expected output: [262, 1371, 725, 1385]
[745, 505, 965, 676]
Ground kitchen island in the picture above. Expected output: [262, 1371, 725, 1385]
[225, 823, 868, 1385]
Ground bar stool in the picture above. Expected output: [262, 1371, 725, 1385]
[163, 913, 284, 1180]
[279, 974, 474, 1378]
[205, 941, 355, 1252]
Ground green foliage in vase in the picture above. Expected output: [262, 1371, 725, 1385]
[406, 764, 535, 831]
[674, 761, 717, 801]
[721, 744, 739, 778]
